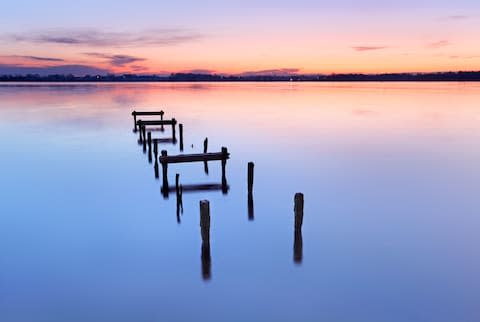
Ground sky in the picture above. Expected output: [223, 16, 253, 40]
[0, 0, 479, 75]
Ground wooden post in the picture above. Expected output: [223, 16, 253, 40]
[172, 118, 177, 141]
[200, 200, 211, 280]
[161, 150, 169, 198]
[147, 132, 152, 162]
[203, 138, 208, 153]
[154, 159, 159, 179]
[133, 111, 137, 131]
[160, 110, 165, 131]
[248, 162, 254, 193]
[153, 139, 158, 159]
[138, 121, 143, 143]
[142, 125, 147, 153]
[221, 147, 228, 194]
[179, 124, 184, 151]
[294, 193, 304, 231]
[294, 193, 304, 264]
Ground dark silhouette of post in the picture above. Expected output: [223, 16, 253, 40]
[132, 110, 138, 132]
[147, 132, 152, 163]
[294, 193, 304, 264]
[248, 162, 254, 193]
[203, 138, 209, 174]
[221, 147, 228, 194]
[142, 125, 147, 153]
[179, 124, 184, 151]
[154, 139, 159, 179]
[160, 110, 165, 131]
[172, 118, 177, 141]
[161, 150, 169, 198]
[247, 162, 255, 220]
[200, 200, 211, 280]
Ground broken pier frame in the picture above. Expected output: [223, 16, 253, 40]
[159, 147, 230, 198]
[132, 110, 165, 132]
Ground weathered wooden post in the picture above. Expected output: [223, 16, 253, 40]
[142, 125, 147, 153]
[153, 139, 159, 179]
[179, 124, 184, 151]
[132, 111, 138, 132]
[221, 147, 228, 194]
[138, 121, 143, 143]
[147, 132, 152, 162]
[200, 200, 211, 280]
[172, 118, 177, 141]
[161, 150, 169, 198]
[203, 138, 208, 153]
[294, 193, 304, 264]
[160, 110, 165, 131]
[248, 162, 254, 194]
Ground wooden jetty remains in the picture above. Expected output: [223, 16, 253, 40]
[200, 200, 212, 280]
[159, 148, 230, 198]
[294, 193, 304, 264]
[132, 110, 164, 132]
[138, 119, 177, 141]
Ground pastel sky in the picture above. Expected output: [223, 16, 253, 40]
[0, 0, 479, 75]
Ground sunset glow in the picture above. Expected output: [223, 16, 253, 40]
[1, 0, 479, 75]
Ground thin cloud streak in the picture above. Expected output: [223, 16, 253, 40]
[352, 46, 388, 52]
[83, 53, 146, 67]
[238, 68, 300, 77]
[8, 28, 203, 47]
[427, 40, 450, 49]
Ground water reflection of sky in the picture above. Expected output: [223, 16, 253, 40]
[0, 82, 479, 322]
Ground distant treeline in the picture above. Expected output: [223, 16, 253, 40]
[1, 71, 480, 82]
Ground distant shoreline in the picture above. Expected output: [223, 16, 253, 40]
[1, 71, 480, 82]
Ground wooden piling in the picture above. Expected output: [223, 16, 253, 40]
[200, 200, 211, 280]
[203, 138, 208, 153]
[133, 111, 137, 131]
[248, 162, 254, 193]
[294, 193, 304, 231]
[172, 118, 177, 140]
[294, 193, 304, 264]
[147, 132, 152, 162]
[142, 125, 147, 152]
[179, 124, 184, 151]
[161, 150, 169, 198]
[221, 147, 228, 194]
[248, 192, 254, 221]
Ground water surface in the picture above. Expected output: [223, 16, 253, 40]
[1, 82, 479, 322]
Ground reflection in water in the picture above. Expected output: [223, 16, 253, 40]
[176, 174, 183, 223]
[248, 192, 254, 221]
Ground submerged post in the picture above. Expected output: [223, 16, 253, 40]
[179, 124, 184, 151]
[203, 138, 208, 153]
[161, 150, 169, 198]
[160, 110, 165, 131]
[138, 121, 143, 143]
[221, 147, 228, 194]
[142, 125, 147, 153]
[132, 111, 138, 132]
[176, 173, 183, 223]
[294, 193, 304, 264]
[154, 139, 159, 179]
[248, 162, 254, 194]
[147, 132, 152, 162]
[200, 200, 211, 280]
[172, 118, 177, 141]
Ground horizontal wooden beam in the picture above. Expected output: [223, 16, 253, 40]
[160, 148, 229, 164]
[137, 119, 176, 126]
[132, 111, 164, 116]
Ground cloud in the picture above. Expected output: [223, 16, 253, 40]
[352, 46, 388, 52]
[238, 68, 300, 77]
[446, 15, 469, 20]
[16, 55, 65, 62]
[180, 69, 216, 74]
[83, 52, 146, 67]
[0, 64, 109, 76]
[8, 28, 203, 47]
[427, 40, 450, 49]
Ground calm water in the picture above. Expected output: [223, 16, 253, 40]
[1, 82, 479, 322]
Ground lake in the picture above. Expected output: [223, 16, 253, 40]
[0, 82, 479, 322]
